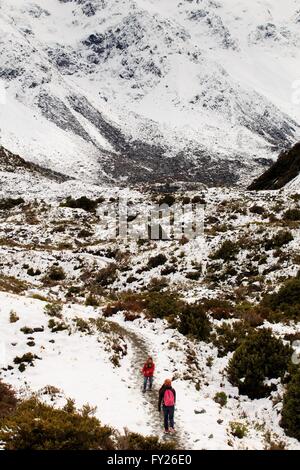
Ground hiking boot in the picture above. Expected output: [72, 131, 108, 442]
[169, 428, 176, 433]
[164, 429, 169, 434]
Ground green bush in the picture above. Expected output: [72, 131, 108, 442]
[214, 392, 227, 407]
[73, 317, 92, 334]
[48, 319, 68, 333]
[178, 303, 211, 341]
[61, 196, 101, 212]
[95, 264, 118, 287]
[13, 352, 36, 365]
[265, 230, 293, 250]
[0, 197, 24, 210]
[262, 277, 300, 318]
[230, 421, 248, 439]
[85, 294, 100, 307]
[157, 194, 176, 206]
[0, 381, 17, 418]
[13, 352, 39, 371]
[211, 321, 250, 357]
[0, 398, 114, 450]
[249, 205, 265, 215]
[146, 277, 169, 292]
[43, 265, 66, 283]
[212, 240, 240, 262]
[0, 397, 175, 450]
[144, 291, 182, 319]
[201, 298, 233, 320]
[9, 310, 19, 323]
[185, 271, 201, 280]
[281, 368, 300, 441]
[227, 329, 291, 398]
[147, 254, 167, 269]
[117, 430, 175, 450]
[27, 267, 41, 276]
[283, 208, 300, 221]
[20, 326, 34, 334]
[44, 303, 63, 319]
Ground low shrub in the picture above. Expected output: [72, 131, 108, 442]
[0, 398, 114, 450]
[214, 392, 227, 407]
[211, 240, 240, 262]
[43, 265, 66, 284]
[265, 230, 293, 250]
[211, 321, 250, 357]
[227, 329, 291, 398]
[0, 381, 17, 418]
[144, 291, 182, 319]
[147, 254, 167, 269]
[73, 317, 92, 334]
[85, 294, 100, 307]
[178, 303, 211, 341]
[20, 326, 34, 334]
[0, 197, 24, 210]
[249, 205, 265, 215]
[9, 310, 19, 323]
[13, 353, 39, 371]
[27, 267, 41, 276]
[117, 429, 176, 450]
[61, 196, 101, 212]
[283, 208, 300, 221]
[157, 194, 176, 206]
[202, 298, 233, 320]
[95, 264, 118, 287]
[44, 303, 63, 319]
[185, 271, 201, 281]
[0, 275, 28, 294]
[103, 292, 145, 317]
[261, 277, 300, 319]
[145, 277, 169, 292]
[229, 422, 248, 439]
[281, 368, 300, 441]
[48, 319, 68, 333]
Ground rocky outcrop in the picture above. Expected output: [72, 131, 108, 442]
[0, 146, 69, 182]
[248, 142, 300, 190]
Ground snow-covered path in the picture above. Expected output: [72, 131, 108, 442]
[1, 292, 300, 449]
[111, 321, 185, 448]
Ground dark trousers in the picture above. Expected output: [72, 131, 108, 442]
[143, 376, 153, 391]
[163, 405, 175, 431]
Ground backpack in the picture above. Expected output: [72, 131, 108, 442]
[164, 389, 175, 406]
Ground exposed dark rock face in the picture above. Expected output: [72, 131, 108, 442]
[248, 142, 300, 190]
[68, 94, 250, 185]
[38, 93, 92, 143]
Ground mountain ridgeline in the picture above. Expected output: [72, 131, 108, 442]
[0, 0, 300, 186]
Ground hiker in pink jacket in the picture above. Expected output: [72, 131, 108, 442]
[158, 379, 176, 433]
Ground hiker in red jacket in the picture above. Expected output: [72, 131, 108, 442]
[158, 379, 176, 433]
[142, 357, 155, 392]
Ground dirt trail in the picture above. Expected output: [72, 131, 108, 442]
[111, 321, 186, 449]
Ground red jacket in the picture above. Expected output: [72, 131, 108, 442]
[142, 362, 155, 377]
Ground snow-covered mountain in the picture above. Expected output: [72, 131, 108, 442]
[1, 0, 300, 185]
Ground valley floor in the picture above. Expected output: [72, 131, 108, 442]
[0, 184, 300, 449]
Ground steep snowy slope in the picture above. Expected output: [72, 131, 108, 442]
[1, 0, 300, 185]
[249, 142, 300, 190]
